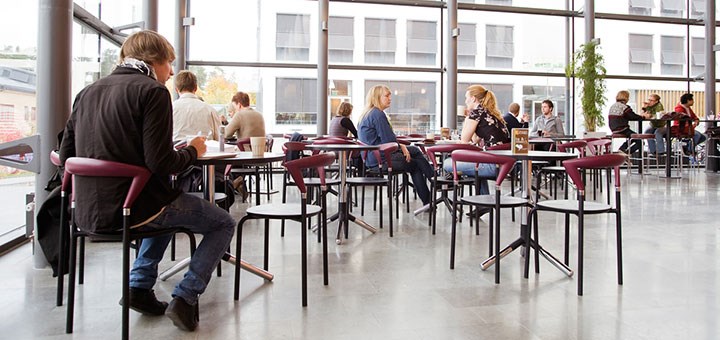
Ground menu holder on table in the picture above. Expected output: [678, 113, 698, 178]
[512, 128, 529, 154]
[198, 152, 237, 160]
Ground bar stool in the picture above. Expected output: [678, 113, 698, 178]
[628, 133, 655, 176]
[61, 157, 197, 340]
[234, 153, 336, 307]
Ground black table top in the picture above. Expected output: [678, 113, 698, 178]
[305, 144, 380, 151]
[195, 151, 284, 166]
[485, 149, 578, 161]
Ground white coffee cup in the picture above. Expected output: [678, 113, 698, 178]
[250, 136, 266, 156]
[426, 133, 435, 140]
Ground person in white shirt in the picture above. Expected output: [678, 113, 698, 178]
[172, 70, 222, 141]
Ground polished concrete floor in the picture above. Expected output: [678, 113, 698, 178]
[1, 169, 719, 339]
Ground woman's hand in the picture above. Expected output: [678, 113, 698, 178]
[399, 144, 411, 162]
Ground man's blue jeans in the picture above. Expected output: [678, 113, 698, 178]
[129, 193, 235, 305]
[652, 127, 706, 154]
[442, 158, 497, 195]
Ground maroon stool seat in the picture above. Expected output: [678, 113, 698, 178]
[527, 153, 625, 296]
[449, 149, 530, 284]
[234, 153, 336, 307]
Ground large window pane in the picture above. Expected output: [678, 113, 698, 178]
[364, 79, 437, 134]
[459, 10, 566, 73]
[189, 1, 316, 63]
[0, 0, 37, 244]
[329, 16, 354, 63]
[596, 20, 689, 77]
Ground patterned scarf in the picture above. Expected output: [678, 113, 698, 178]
[116, 57, 157, 80]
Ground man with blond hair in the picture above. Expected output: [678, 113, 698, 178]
[60, 30, 234, 332]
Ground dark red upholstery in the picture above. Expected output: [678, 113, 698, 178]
[450, 149, 515, 185]
[50, 150, 61, 166]
[556, 140, 587, 153]
[586, 139, 612, 156]
[236, 137, 251, 151]
[426, 143, 480, 169]
[64, 158, 150, 209]
[563, 154, 624, 191]
[285, 153, 336, 194]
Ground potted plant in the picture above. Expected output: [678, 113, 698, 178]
[565, 39, 607, 135]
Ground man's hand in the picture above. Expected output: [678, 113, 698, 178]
[399, 144, 411, 162]
[188, 136, 207, 157]
[521, 112, 529, 123]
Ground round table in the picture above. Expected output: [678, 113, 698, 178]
[304, 143, 379, 244]
[484, 150, 578, 276]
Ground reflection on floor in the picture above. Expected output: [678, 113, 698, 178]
[1, 170, 719, 339]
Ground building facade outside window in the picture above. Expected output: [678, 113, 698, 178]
[661, 0, 685, 18]
[365, 18, 396, 64]
[691, 0, 706, 19]
[691, 36, 705, 77]
[629, 0, 654, 16]
[365, 80, 436, 134]
[276, 77, 317, 125]
[486, 25, 514, 68]
[458, 23, 477, 67]
[629, 33, 654, 74]
[661, 35, 685, 75]
[276, 13, 310, 61]
[329, 16, 354, 63]
[406, 20, 437, 66]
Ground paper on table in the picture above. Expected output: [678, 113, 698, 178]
[204, 140, 238, 153]
[197, 152, 237, 160]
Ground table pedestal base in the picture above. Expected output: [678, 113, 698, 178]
[158, 252, 273, 282]
[480, 225, 573, 277]
[328, 202, 377, 244]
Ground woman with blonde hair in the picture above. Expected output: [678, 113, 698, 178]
[443, 84, 510, 195]
[358, 84, 434, 213]
[329, 101, 358, 138]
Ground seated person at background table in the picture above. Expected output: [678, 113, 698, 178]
[358, 84, 435, 214]
[655, 93, 706, 155]
[224, 91, 266, 142]
[59, 30, 235, 332]
[608, 90, 653, 155]
[642, 93, 666, 155]
[529, 99, 564, 151]
[329, 102, 358, 138]
[502, 102, 529, 132]
[442, 84, 510, 195]
[172, 70, 223, 141]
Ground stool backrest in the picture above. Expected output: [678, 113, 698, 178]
[237, 137, 251, 151]
[50, 150, 61, 166]
[426, 143, 481, 169]
[374, 142, 398, 172]
[557, 140, 587, 156]
[282, 141, 306, 164]
[64, 157, 151, 209]
[562, 154, 624, 192]
[586, 139, 612, 156]
[285, 153, 336, 194]
[450, 150, 515, 185]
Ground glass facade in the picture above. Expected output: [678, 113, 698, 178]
[1, 0, 720, 249]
